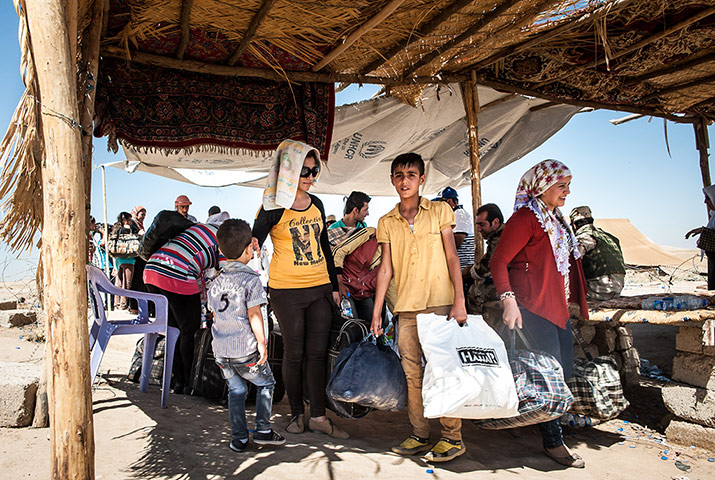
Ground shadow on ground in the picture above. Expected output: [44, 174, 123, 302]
[96, 375, 626, 479]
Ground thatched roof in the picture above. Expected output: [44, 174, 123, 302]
[98, 0, 714, 119]
[1, 0, 713, 251]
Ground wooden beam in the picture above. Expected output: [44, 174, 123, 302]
[360, 0, 474, 75]
[228, 0, 277, 66]
[466, 0, 639, 72]
[473, 74, 698, 123]
[79, 0, 106, 248]
[641, 73, 715, 102]
[102, 45, 468, 85]
[537, 8, 715, 89]
[312, 0, 406, 72]
[24, 1, 94, 479]
[480, 93, 517, 111]
[694, 117, 712, 188]
[401, 0, 521, 78]
[461, 71, 483, 262]
[605, 6, 715, 70]
[176, 0, 194, 60]
[627, 50, 715, 84]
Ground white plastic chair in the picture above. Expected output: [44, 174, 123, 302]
[86, 265, 179, 408]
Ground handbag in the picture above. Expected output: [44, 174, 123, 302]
[475, 328, 574, 429]
[326, 333, 407, 412]
[107, 232, 142, 258]
[567, 327, 629, 420]
[417, 313, 518, 419]
[697, 227, 715, 252]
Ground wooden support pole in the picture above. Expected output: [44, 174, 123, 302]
[79, 0, 105, 245]
[24, 1, 94, 479]
[461, 71, 483, 261]
[694, 117, 712, 188]
[227, 0, 277, 66]
[176, 0, 194, 60]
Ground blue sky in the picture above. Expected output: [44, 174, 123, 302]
[0, 4, 712, 277]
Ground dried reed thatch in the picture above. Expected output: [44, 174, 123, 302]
[0, 0, 713, 252]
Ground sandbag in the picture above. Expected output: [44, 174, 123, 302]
[417, 313, 518, 419]
[326, 335, 406, 411]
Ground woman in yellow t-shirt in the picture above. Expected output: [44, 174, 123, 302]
[252, 141, 348, 439]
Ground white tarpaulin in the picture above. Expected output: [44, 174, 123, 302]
[112, 85, 581, 195]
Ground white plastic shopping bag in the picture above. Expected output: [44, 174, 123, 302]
[417, 313, 519, 419]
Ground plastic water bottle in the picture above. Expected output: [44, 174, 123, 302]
[200, 303, 208, 329]
[560, 413, 592, 428]
[641, 295, 707, 310]
[340, 292, 355, 318]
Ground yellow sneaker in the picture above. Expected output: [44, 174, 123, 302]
[424, 438, 466, 463]
[391, 435, 432, 455]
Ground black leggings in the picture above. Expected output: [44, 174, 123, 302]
[145, 284, 201, 387]
[269, 284, 333, 418]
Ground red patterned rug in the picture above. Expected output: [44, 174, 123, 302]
[94, 57, 334, 158]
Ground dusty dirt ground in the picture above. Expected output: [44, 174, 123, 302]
[2, 269, 715, 480]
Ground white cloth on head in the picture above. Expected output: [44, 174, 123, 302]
[206, 211, 230, 225]
[704, 186, 715, 229]
[262, 139, 320, 211]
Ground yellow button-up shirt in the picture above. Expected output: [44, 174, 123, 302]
[376, 197, 456, 313]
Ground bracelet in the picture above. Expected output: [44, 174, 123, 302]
[499, 291, 515, 301]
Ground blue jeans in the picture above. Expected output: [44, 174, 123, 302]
[215, 354, 275, 443]
[518, 308, 574, 449]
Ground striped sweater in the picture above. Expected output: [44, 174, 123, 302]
[144, 224, 222, 295]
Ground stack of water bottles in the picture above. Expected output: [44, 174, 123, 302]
[640, 295, 708, 311]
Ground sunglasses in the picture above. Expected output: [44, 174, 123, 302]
[300, 165, 321, 178]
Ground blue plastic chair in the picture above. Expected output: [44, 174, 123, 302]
[86, 265, 179, 408]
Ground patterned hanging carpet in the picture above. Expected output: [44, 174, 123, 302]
[94, 57, 334, 158]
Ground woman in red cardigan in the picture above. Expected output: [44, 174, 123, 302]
[491, 159, 588, 469]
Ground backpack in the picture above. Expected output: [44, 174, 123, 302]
[341, 233, 379, 301]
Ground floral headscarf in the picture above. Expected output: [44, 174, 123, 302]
[131, 205, 146, 231]
[514, 160, 580, 299]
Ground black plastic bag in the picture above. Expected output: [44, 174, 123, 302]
[326, 334, 407, 412]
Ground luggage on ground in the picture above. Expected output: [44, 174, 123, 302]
[327, 333, 407, 412]
[567, 327, 629, 420]
[417, 313, 518, 419]
[476, 328, 574, 429]
[188, 327, 227, 401]
[127, 335, 165, 385]
[325, 313, 373, 418]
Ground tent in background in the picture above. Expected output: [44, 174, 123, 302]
[112, 85, 581, 195]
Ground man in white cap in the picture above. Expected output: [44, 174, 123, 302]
[175, 194, 198, 223]
[570, 206, 626, 301]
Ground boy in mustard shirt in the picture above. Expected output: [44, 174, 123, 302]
[371, 153, 468, 463]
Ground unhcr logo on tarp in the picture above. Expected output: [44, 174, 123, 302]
[456, 347, 499, 367]
[359, 141, 386, 159]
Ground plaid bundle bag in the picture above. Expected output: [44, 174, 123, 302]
[476, 329, 573, 429]
[567, 328, 629, 420]
[697, 227, 715, 252]
[127, 336, 165, 385]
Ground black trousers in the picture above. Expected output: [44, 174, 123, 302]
[269, 283, 333, 418]
[145, 284, 201, 387]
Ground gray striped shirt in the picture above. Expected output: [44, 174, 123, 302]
[207, 262, 268, 358]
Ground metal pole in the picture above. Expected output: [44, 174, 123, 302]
[101, 165, 111, 310]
